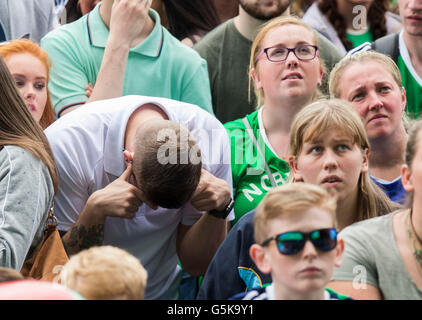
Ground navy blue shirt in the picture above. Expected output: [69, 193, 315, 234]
[197, 210, 272, 300]
[371, 175, 407, 205]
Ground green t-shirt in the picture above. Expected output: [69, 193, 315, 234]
[397, 55, 422, 119]
[41, 5, 213, 117]
[346, 29, 373, 48]
[224, 109, 290, 225]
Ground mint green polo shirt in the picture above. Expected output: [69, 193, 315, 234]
[41, 4, 213, 117]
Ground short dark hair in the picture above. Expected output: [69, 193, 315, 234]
[133, 121, 202, 209]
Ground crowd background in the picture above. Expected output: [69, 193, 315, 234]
[0, 0, 422, 300]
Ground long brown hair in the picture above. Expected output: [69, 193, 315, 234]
[0, 39, 55, 129]
[318, 0, 388, 51]
[0, 56, 58, 193]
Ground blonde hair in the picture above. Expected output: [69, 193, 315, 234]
[60, 246, 148, 300]
[254, 183, 337, 244]
[249, 15, 325, 108]
[403, 120, 422, 208]
[289, 99, 399, 222]
[329, 50, 412, 128]
[0, 39, 55, 129]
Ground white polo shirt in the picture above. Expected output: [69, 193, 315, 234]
[44, 95, 233, 300]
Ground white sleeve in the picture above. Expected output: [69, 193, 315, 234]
[46, 129, 91, 231]
[181, 123, 234, 225]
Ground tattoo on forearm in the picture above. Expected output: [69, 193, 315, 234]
[64, 224, 105, 254]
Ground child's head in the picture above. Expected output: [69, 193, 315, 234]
[60, 246, 148, 300]
[250, 183, 343, 300]
[288, 99, 396, 222]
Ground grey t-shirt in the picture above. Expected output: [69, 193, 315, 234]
[0, 146, 54, 270]
[194, 18, 343, 124]
[332, 211, 422, 300]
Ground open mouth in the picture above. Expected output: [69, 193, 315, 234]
[321, 175, 342, 186]
[283, 73, 303, 80]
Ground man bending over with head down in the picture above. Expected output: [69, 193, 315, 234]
[45, 95, 234, 299]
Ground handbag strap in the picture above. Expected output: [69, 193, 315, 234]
[242, 117, 277, 188]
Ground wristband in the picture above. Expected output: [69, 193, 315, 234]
[208, 198, 234, 219]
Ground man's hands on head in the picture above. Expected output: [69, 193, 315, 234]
[108, 0, 152, 49]
[190, 168, 232, 212]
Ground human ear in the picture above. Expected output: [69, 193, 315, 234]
[250, 67, 263, 89]
[401, 164, 414, 192]
[401, 86, 407, 112]
[288, 155, 303, 182]
[250, 244, 272, 274]
[334, 238, 344, 268]
[361, 147, 369, 173]
[123, 150, 134, 166]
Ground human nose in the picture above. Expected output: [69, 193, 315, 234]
[22, 84, 36, 101]
[367, 91, 383, 111]
[323, 149, 338, 171]
[285, 49, 299, 67]
[302, 240, 317, 260]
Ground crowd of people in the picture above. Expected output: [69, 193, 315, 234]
[0, 0, 421, 301]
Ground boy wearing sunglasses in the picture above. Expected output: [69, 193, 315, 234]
[236, 183, 348, 300]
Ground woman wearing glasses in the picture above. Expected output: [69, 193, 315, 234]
[198, 98, 398, 300]
[224, 16, 325, 225]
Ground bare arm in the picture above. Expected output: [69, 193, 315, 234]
[176, 169, 232, 277]
[87, 0, 152, 103]
[61, 164, 155, 255]
[328, 281, 383, 300]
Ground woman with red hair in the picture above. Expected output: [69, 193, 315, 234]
[0, 39, 55, 129]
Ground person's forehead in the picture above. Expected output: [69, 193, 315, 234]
[339, 60, 399, 92]
[267, 207, 334, 235]
[261, 24, 315, 47]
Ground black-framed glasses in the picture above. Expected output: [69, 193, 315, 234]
[256, 44, 319, 63]
[261, 228, 338, 255]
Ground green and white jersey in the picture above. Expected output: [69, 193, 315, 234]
[398, 32, 422, 119]
[224, 108, 291, 225]
[346, 28, 373, 49]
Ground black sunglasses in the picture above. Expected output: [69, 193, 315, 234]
[261, 228, 338, 255]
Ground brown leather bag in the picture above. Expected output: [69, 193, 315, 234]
[21, 203, 69, 282]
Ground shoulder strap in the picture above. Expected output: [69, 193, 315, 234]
[371, 33, 400, 62]
[242, 117, 277, 188]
